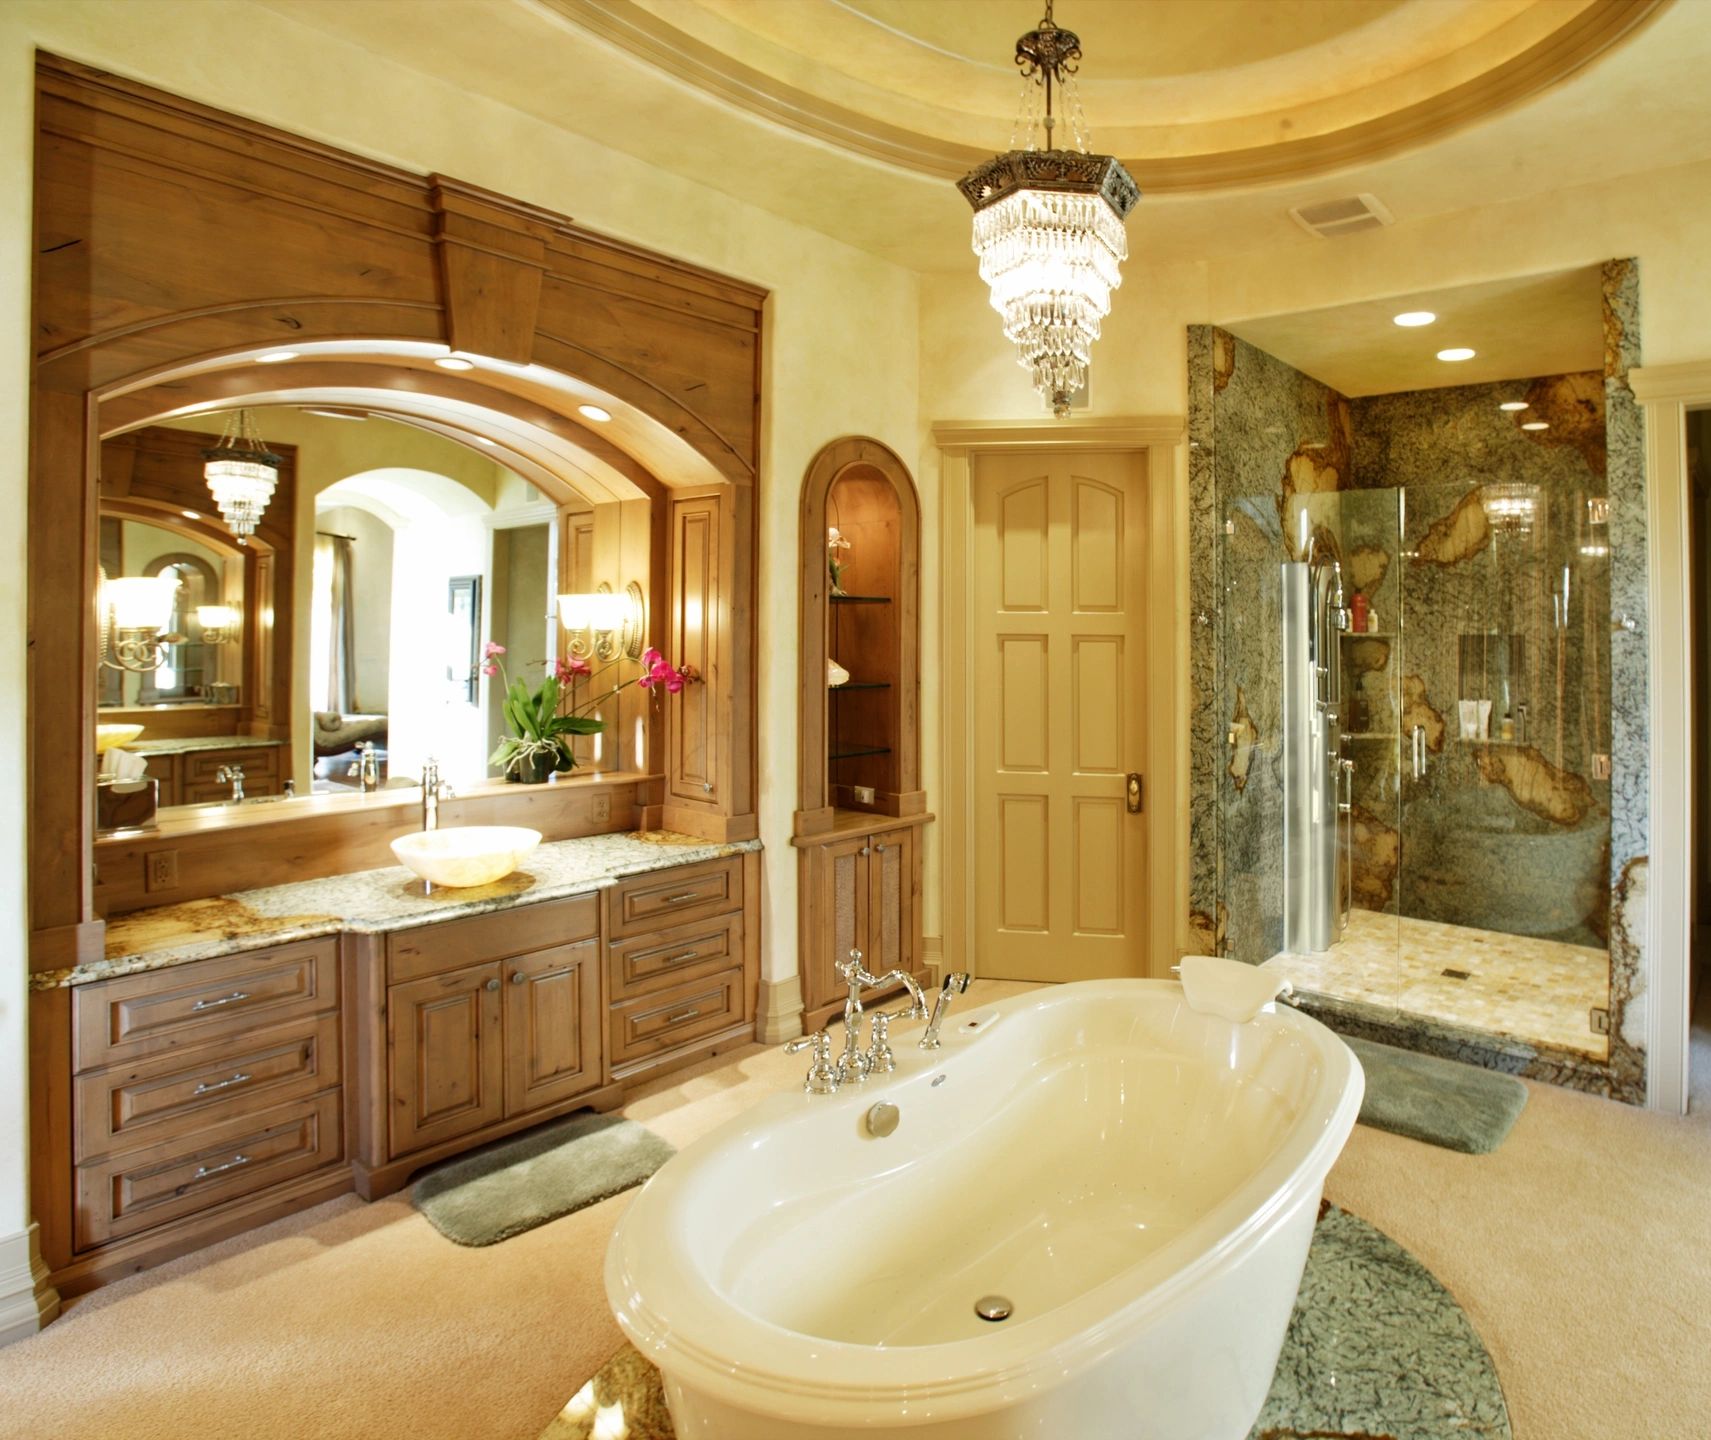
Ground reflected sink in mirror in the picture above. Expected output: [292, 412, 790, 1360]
[390, 826, 542, 888]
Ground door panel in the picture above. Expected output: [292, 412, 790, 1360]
[867, 829, 915, 978]
[388, 962, 503, 1157]
[972, 451, 1148, 980]
[503, 940, 602, 1116]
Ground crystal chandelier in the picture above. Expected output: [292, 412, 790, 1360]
[201, 409, 281, 545]
[958, 1, 1139, 417]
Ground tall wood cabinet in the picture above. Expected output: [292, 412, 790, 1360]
[793, 439, 932, 1032]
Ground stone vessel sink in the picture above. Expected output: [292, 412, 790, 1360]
[390, 826, 541, 888]
[96, 723, 144, 754]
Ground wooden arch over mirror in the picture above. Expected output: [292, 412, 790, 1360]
[29, 54, 764, 969]
[794, 436, 923, 829]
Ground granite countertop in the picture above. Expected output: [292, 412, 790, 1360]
[129, 735, 290, 755]
[37, 831, 762, 990]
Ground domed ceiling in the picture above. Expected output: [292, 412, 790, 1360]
[549, 0, 1666, 191]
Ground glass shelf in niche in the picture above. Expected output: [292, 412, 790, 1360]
[829, 744, 892, 761]
[830, 593, 892, 604]
[1344, 731, 1400, 740]
[1341, 630, 1396, 639]
[829, 681, 890, 692]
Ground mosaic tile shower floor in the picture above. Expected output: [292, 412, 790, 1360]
[542, 1206, 1510, 1440]
[1267, 909, 1609, 1060]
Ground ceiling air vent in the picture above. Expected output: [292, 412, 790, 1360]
[1288, 194, 1394, 239]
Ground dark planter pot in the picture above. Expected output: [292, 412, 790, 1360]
[509, 750, 552, 785]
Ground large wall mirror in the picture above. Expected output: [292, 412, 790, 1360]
[95, 402, 605, 823]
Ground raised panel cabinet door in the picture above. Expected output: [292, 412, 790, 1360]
[388, 962, 504, 1158]
[866, 828, 917, 979]
[503, 939, 602, 1116]
[669, 492, 721, 807]
[971, 451, 1149, 980]
[806, 834, 871, 1011]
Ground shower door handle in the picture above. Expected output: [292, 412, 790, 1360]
[1411, 725, 1426, 779]
[1338, 759, 1355, 927]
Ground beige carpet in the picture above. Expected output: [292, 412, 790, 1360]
[0, 977, 1705, 1440]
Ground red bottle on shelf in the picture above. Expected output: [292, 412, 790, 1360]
[1349, 591, 1369, 633]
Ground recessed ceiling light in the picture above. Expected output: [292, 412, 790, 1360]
[1393, 311, 1436, 327]
[435, 356, 475, 371]
[256, 350, 298, 364]
[1499, 401, 1529, 412]
[1521, 421, 1550, 431]
[1436, 347, 1476, 362]
[577, 404, 612, 423]
[181, 510, 201, 520]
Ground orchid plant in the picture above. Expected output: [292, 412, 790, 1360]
[484, 640, 695, 778]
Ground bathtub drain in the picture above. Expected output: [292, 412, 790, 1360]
[974, 1295, 1013, 1322]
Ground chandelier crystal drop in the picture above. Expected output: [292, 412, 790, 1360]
[201, 409, 282, 545]
[958, 1, 1139, 417]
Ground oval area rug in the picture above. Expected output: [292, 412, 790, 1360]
[541, 1204, 1510, 1440]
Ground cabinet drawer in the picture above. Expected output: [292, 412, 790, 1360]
[74, 941, 340, 1072]
[184, 747, 280, 782]
[608, 911, 742, 1002]
[608, 969, 743, 1069]
[387, 893, 598, 984]
[182, 774, 281, 804]
[75, 1013, 342, 1162]
[74, 1091, 343, 1250]
[608, 858, 741, 940]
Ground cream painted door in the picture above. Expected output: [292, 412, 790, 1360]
[971, 451, 1148, 980]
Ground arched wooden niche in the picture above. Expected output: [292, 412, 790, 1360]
[794, 436, 923, 829]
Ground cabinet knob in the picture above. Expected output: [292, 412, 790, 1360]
[859, 845, 870, 856]
[874, 842, 889, 853]
[485, 978, 500, 992]
[510, 971, 526, 985]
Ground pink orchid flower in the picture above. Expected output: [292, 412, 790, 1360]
[554, 656, 591, 682]
[481, 662, 499, 676]
[664, 672, 685, 694]
[483, 640, 506, 658]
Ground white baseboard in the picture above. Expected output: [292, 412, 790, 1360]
[757, 973, 804, 1044]
[922, 935, 944, 988]
[0, 1223, 59, 1348]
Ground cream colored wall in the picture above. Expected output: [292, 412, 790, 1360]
[0, 0, 919, 1261]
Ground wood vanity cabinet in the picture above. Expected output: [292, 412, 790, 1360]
[379, 896, 602, 1173]
[799, 820, 924, 1031]
[40, 936, 349, 1295]
[139, 743, 284, 806]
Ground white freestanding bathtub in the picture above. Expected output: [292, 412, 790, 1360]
[606, 979, 1364, 1440]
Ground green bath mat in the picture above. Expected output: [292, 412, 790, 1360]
[413, 1111, 674, 1246]
[1347, 1036, 1527, 1154]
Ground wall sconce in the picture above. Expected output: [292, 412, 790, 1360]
[558, 581, 644, 661]
[196, 604, 242, 645]
[100, 574, 184, 674]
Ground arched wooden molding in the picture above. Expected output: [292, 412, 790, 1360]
[794, 436, 923, 829]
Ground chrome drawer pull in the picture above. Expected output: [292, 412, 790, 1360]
[191, 991, 250, 1012]
[192, 1153, 251, 1182]
[661, 891, 702, 904]
[664, 1008, 702, 1025]
[192, 1071, 252, 1096]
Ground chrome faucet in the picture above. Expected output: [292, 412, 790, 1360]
[919, 971, 973, 1050]
[214, 764, 245, 803]
[786, 949, 929, 1092]
[348, 741, 381, 794]
[420, 757, 451, 832]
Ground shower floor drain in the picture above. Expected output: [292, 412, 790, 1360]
[1441, 967, 1473, 980]
[974, 1294, 1013, 1322]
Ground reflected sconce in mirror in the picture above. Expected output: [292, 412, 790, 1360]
[196, 604, 241, 645]
[201, 409, 282, 545]
[99, 574, 184, 674]
[559, 581, 644, 662]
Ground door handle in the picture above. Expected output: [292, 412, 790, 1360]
[1126, 773, 1143, 814]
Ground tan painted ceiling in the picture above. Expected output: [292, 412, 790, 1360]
[1225, 265, 1605, 396]
[259, 0, 1708, 275]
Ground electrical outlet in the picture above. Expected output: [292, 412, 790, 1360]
[145, 849, 178, 893]
[590, 793, 611, 823]
[853, 785, 876, 805]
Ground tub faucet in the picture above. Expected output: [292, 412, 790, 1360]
[214, 764, 245, 803]
[783, 1030, 839, 1094]
[348, 741, 380, 794]
[919, 972, 973, 1049]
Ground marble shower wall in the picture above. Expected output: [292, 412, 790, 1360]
[1186, 260, 1649, 1101]
[1348, 378, 1613, 952]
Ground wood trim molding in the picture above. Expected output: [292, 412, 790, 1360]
[0, 1224, 60, 1348]
[756, 972, 804, 1044]
[1633, 377, 1701, 1116]
[932, 418, 1187, 451]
